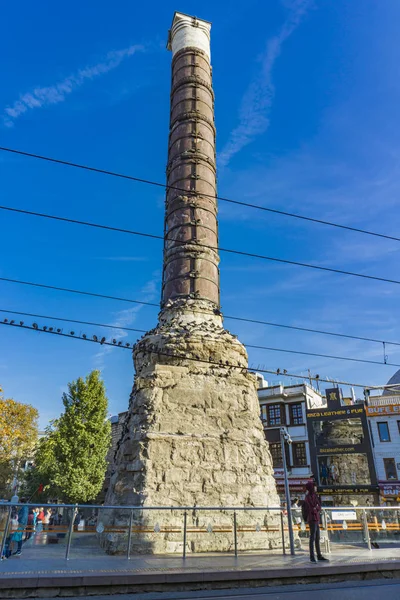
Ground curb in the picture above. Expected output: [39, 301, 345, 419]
[1, 560, 400, 598]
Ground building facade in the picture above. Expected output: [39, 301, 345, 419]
[257, 378, 326, 500]
[367, 394, 400, 504]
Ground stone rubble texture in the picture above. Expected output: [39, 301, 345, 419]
[103, 13, 281, 554]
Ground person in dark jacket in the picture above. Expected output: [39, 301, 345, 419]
[25, 510, 35, 540]
[304, 481, 328, 563]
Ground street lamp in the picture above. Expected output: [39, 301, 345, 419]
[280, 427, 295, 555]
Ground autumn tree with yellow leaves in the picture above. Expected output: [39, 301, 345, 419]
[0, 385, 39, 497]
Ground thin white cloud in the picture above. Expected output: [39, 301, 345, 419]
[97, 256, 149, 262]
[218, 0, 311, 168]
[3, 44, 144, 127]
[94, 273, 159, 370]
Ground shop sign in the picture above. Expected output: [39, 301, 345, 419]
[326, 388, 342, 407]
[379, 482, 400, 497]
[307, 406, 364, 419]
[275, 479, 311, 486]
[366, 405, 400, 417]
[320, 486, 378, 494]
[275, 478, 310, 487]
[318, 446, 360, 455]
[331, 510, 357, 521]
[306, 395, 377, 492]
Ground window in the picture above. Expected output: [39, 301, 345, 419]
[268, 404, 282, 426]
[269, 443, 283, 468]
[260, 405, 267, 422]
[384, 458, 397, 480]
[290, 403, 303, 425]
[292, 442, 307, 466]
[378, 422, 391, 442]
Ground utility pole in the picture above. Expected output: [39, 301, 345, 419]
[280, 427, 295, 555]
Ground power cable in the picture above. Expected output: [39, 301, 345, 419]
[0, 205, 162, 241]
[1, 309, 398, 369]
[222, 314, 400, 348]
[1, 145, 399, 243]
[0, 276, 159, 308]
[1, 280, 399, 350]
[0, 309, 147, 334]
[244, 343, 400, 369]
[0, 319, 386, 390]
[1, 204, 400, 287]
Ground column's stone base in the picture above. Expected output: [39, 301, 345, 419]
[103, 308, 282, 554]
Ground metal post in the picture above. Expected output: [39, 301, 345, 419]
[65, 507, 76, 560]
[183, 511, 187, 559]
[233, 511, 238, 557]
[322, 510, 331, 554]
[0, 506, 11, 559]
[126, 509, 134, 560]
[363, 509, 371, 550]
[280, 428, 295, 555]
[280, 511, 286, 555]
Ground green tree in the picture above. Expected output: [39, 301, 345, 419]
[0, 388, 39, 497]
[22, 421, 59, 501]
[32, 371, 111, 503]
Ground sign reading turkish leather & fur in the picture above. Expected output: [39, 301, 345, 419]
[321, 486, 378, 494]
[306, 394, 377, 494]
[307, 407, 364, 419]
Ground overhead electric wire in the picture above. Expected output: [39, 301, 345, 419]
[0, 319, 388, 390]
[243, 343, 400, 369]
[0, 309, 147, 334]
[1, 308, 398, 369]
[1, 280, 399, 349]
[222, 314, 400, 347]
[1, 145, 399, 243]
[0, 205, 162, 241]
[1, 204, 400, 287]
[0, 276, 159, 308]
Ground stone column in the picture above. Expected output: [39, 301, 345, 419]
[163, 14, 219, 313]
[103, 12, 282, 555]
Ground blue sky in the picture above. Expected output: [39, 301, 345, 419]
[1, 0, 400, 426]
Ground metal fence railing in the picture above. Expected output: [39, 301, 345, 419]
[1, 502, 399, 561]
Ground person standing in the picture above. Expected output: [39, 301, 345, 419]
[36, 508, 44, 534]
[43, 508, 51, 531]
[5, 510, 19, 559]
[1, 509, 14, 560]
[25, 510, 35, 540]
[330, 463, 339, 484]
[304, 481, 328, 563]
[320, 463, 329, 485]
[13, 499, 28, 556]
[73, 511, 82, 531]
[291, 498, 302, 526]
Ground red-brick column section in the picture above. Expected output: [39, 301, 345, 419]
[162, 42, 220, 311]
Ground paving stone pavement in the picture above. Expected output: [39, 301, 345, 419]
[1, 532, 400, 578]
